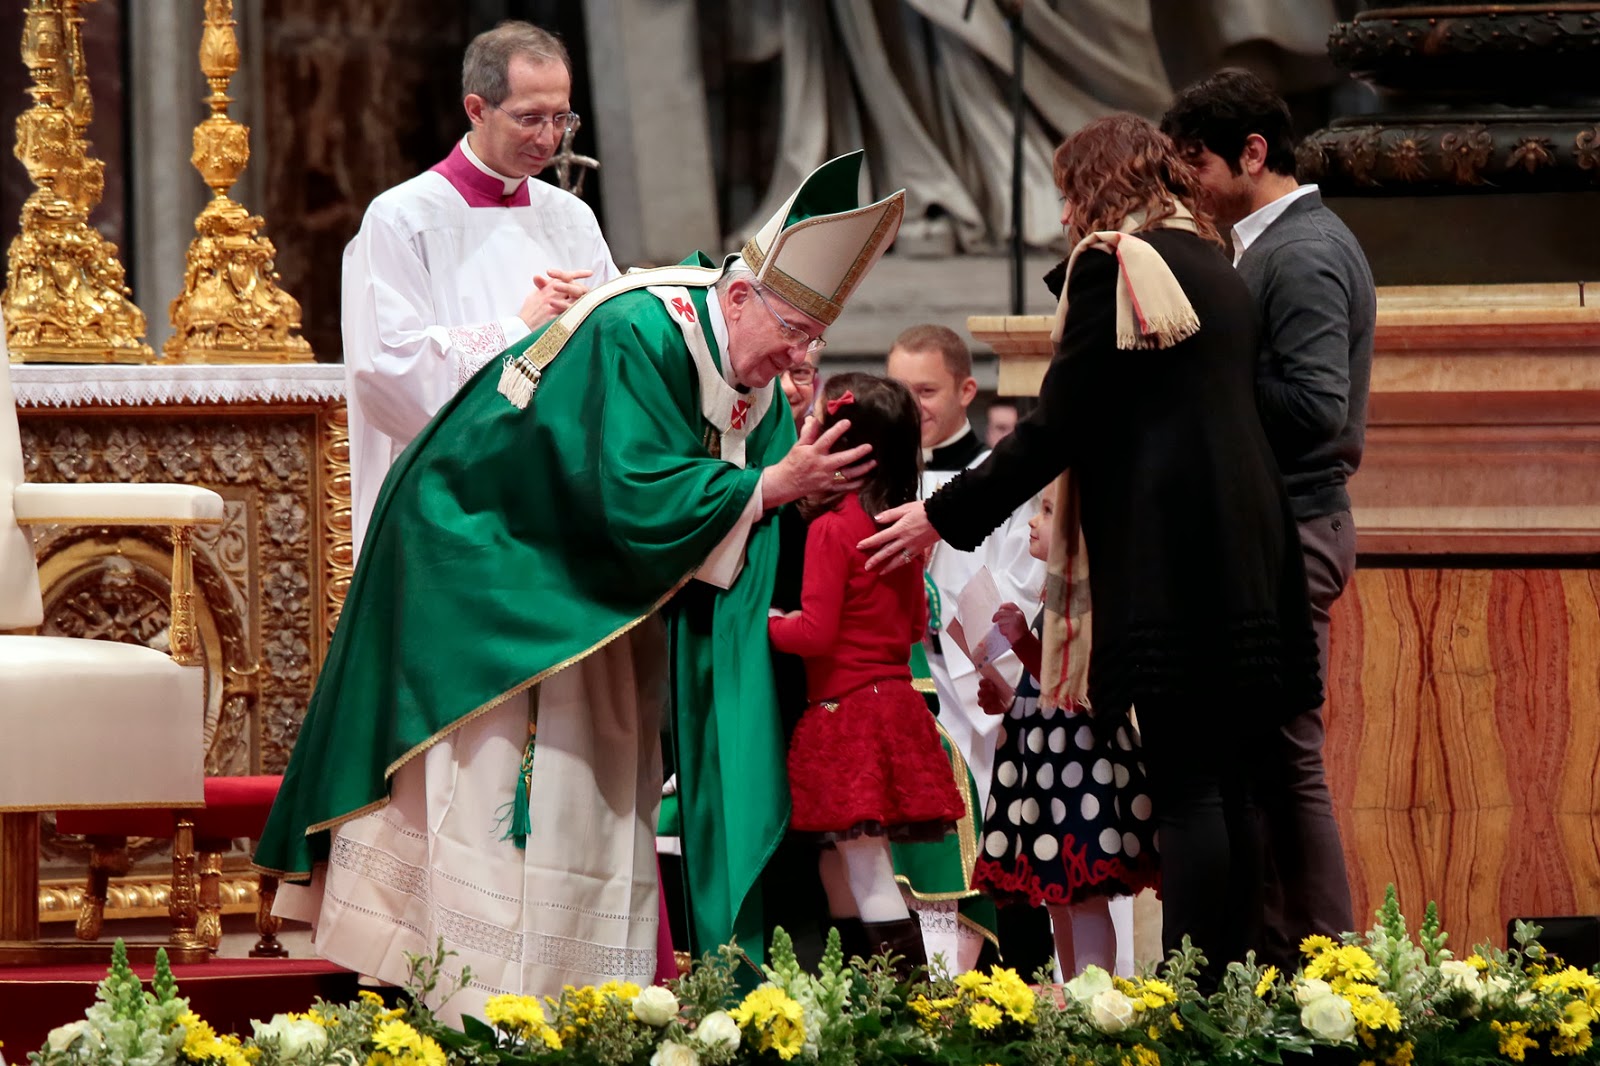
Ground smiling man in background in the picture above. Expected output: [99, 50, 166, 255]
[341, 21, 618, 557]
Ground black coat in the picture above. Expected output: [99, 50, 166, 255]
[926, 228, 1321, 717]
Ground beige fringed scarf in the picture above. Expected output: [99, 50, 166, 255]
[1039, 204, 1202, 712]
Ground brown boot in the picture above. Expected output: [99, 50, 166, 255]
[829, 917, 869, 965]
[861, 916, 927, 981]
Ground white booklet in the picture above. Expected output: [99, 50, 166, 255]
[942, 566, 1013, 685]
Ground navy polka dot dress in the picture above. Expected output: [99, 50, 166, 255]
[973, 613, 1160, 907]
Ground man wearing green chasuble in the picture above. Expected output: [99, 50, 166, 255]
[254, 153, 905, 1023]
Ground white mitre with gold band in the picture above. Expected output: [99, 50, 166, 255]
[498, 149, 904, 409]
[741, 150, 905, 326]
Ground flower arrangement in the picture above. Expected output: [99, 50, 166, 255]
[27, 887, 1600, 1066]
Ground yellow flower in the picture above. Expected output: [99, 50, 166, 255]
[1148, 1025, 1161, 1040]
[1170, 1013, 1184, 1032]
[1137, 979, 1177, 1010]
[957, 970, 990, 991]
[1256, 966, 1280, 998]
[1301, 935, 1338, 957]
[1387, 1040, 1415, 1066]
[414, 1036, 447, 1066]
[1133, 1046, 1161, 1066]
[1551, 1026, 1593, 1057]
[1492, 1020, 1538, 1062]
[980, 967, 1036, 1023]
[969, 1002, 1003, 1030]
[1465, 955, 1489, 972]
[731, 984, 807, 1059]
[373, 1021, 423, 1057]
[1350, 995, 1401, 1033]
[359, 990, 387, 1007]
[598, 980, 644, 1002]
[181, 1010, 220, 1059]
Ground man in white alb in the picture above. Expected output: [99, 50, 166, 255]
[342, 20, 619, 555]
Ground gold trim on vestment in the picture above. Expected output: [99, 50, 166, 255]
[911, 677, 937, 694]
[891, 719, 981, 903]
[262, 468, 765, 879]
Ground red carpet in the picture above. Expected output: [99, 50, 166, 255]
[0, 958, 360, 1056]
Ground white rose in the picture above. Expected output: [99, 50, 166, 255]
[1294, 978, 1335, 1006]
[1439, 960, 1478, 990]
[46, 1021, 94, 1053]
[632, 986, 681, 1027]
[694, 1011, 742, 1051]
[1065, 965, 1115, 1004]
[650, 1041, 702, 1066]
[1089, 989, 1139, 1034]
[251, 1016, 327, 1061]
[1300, 994, 1356, 1042]
[1481, 975, 1514, 1007]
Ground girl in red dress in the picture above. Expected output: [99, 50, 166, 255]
[769, 373, 964, 973]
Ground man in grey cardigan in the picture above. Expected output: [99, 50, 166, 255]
[1164, 70, 1376, 963]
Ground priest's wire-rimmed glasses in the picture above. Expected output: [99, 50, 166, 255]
[490, 105, 581, 135]
[752, 285, 828, 356]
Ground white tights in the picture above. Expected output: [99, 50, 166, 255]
[817, 837, 910, 923]
[1047, 895, 1116, 976]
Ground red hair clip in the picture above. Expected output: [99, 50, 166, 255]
[825, 390, 855, 416]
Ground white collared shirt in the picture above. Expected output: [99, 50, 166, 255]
[460, 134, 524, 197]
[1231, 183, 1319, 266]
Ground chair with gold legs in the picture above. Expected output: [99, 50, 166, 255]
[0, 346, 223, 965]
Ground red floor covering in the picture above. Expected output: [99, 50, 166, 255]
[0, 958, 360, 1056]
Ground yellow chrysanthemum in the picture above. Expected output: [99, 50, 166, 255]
[1492, 1020, 1539, 1062]
[1301, 935, 1338, 957]
[180, 1010, 220, 1059]
[365, 1051, 394, 1066]
[1350, 996, 1401, 1033]
[373, 1021, 424, 1056]
[1170, 1013, 1184, 1032]
[1465, 955, 1488, 972]
[598, 980, 644, 1002]
[359, 990, 387, 1007]
[969, 1002, 1003, 1030]
[1387, 1040, 1415, 1066]
[1550, 1026, 1593, 1057]
[1137, 979, 1177, 1010]
[957, 970, 990, 991]
[415, 1035, 447, 1066]
[1133, 1045, 1161, 1066]
[1256, 966, 1280, 998]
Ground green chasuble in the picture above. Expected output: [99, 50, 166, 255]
[255, 262, 796, 963]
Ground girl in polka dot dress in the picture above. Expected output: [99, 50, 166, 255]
[972, 481, 1160, 976]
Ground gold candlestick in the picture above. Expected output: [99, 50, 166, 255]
[3, 0, 153, 364]
[165, 0, 311, 363]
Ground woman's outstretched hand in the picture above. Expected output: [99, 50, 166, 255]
[859, 499, 940, 572]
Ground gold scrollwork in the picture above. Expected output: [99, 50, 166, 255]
[165, 0, 311, 363]
[4, 0, 152, 364]
[321, 405, 352, 646]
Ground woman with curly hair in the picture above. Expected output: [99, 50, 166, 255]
[860, 114, 1321, 979]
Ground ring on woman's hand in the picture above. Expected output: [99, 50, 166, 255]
[900, 549, 912, 562]
[832, 471, 845, 483]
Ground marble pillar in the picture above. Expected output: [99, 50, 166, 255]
[583, 0, 720, 266]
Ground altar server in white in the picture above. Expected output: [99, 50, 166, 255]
[342, 20, 619, 554]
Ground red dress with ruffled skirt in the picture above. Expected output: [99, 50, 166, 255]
[769, 495, 964, 842]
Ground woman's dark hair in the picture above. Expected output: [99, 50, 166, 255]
[812, 372, 921, 520]
[1160, 68, 1298, 178]
[1051, 113, 1223, 247]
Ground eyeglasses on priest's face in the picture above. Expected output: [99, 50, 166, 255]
[751, 285, 827, 355]
[489, 105, 580, 135]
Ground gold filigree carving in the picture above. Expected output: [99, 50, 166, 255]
[4, 0, 152, 364]
[321, 405, 352, 644]
[165, 0, 312, 363]
[41, 872, 263, 924]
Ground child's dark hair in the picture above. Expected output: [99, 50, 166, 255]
[813, 372, 921, 520]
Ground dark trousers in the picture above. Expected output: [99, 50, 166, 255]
[1261, 510, 1357, 965]
[1137, 695, 1272, 987]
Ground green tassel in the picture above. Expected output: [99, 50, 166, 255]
[496, 730, 537, 848]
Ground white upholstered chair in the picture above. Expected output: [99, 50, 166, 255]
[0, 344, 222, 962]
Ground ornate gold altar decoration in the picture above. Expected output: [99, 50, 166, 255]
[3, 0, 153, 364]
[165, 0, 311, 363]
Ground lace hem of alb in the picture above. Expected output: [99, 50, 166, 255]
[11, 364, 345, 408]
[328, 835, 656, 979]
